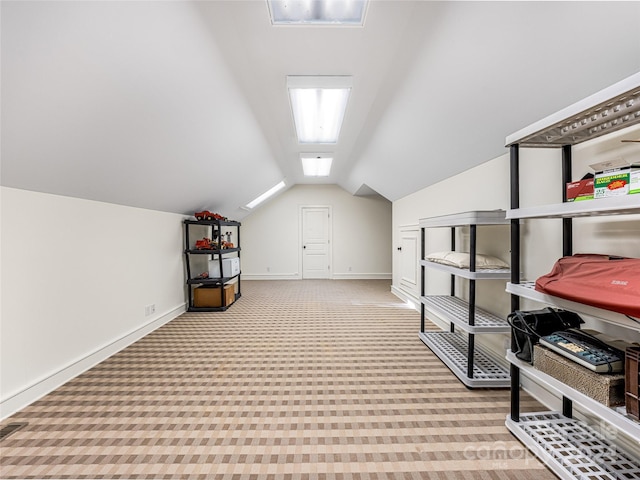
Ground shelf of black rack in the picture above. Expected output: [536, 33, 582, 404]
[184, 247, 241, 255]
[419, 330, 511, 388]
[187, 292, 242, 313]
[507, 195, 640, 220]
[507, 351, 640, 437]
[506, 281, 640, 331]
[184, 219, 241, 227]
[187, 275, 240, 285]
[420, 260, 512, 280]
[421, 295, 511, 334]
[505, 412, 640, 480]
[505, 72, 640, 148]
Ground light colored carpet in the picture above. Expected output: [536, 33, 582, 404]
[0, 280, 554, 479]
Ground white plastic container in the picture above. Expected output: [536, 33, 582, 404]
[208, 257, 240, 278]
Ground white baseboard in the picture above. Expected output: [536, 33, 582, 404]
[243, 273, 392, 281]
[0, 303, 186, 420]
[242, 273, 300, 280]
[332, 273, 391, 280]
[390, 285, 420, 311]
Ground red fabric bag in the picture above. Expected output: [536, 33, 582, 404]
[535, 254, 640, 318]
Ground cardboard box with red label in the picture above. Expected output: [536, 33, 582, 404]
[566, 178, 594, 202]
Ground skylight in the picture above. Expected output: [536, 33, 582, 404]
[245, 181, 286, 209]
[287, 76, 352, 144]
[268, 0, 368, 26]
[301, 154, 333, 176]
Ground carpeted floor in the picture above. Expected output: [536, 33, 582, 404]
[0, 280, 555, 479]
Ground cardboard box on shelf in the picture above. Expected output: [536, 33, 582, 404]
[566, 178, 594, 202]
[591, 158, 640, 198]
[193, 284, 235, 308]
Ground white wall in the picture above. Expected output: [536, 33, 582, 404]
[241, 184, 392, 280]
[0, 187, 187, 418]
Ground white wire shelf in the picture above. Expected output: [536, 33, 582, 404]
[507, 350, 640, 439]
[421, 295, 511, 334]
[507, 195, 640, 220]
[421, 260, 512, 280]
[418, 330, 510, 388]
[505, 71, 640, 147]
[506, 412, 640, 480]
[419, 210, 509, 228]
[506, 282, 640, 332]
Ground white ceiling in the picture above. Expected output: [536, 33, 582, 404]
[2, 1, 640, 219]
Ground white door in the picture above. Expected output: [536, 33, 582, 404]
[398, 226, 419, 297]
[301, 206, 331, 279]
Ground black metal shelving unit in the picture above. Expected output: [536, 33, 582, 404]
[505, 72, 640, 479]
[419, 210, 512, 388]
[184, 218, 241, 312]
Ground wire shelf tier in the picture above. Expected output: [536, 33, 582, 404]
[419, 210, 509, 228]
[507, 195, 640, 220]
[505, 72, 640, 147]
[506, 412, 640, 480]
[421, 295, 511, 334]
[506, 282, 640, 331]
[420, 260, 512, 280]
[507, 350, 640, 438]
[418, 331, 510, 388]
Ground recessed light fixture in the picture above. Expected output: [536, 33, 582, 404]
[301, 154, 333, 176]
[287, 76, 352, 144]
[268, 0, 368, 25]
[245, 181, 286, 209]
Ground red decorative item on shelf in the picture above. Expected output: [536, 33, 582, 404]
[195, 238, 217, 250]
[194, 211, 213, 221]
[194, 211, 228, 221]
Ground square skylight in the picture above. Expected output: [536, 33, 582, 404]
[268, 0, 368, 26]
[287, 76, 352, 144]
[301, 154, 333, 176]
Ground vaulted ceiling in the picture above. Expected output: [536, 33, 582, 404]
[2, 1, 640, 219]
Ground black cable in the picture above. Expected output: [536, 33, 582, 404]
[626, 314, 640, 324]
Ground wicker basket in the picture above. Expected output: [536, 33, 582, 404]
[533, 345, 625, 407]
